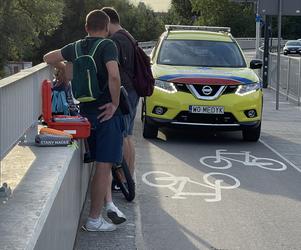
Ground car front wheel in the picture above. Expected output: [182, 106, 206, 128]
[143, 118, 158, 139]
[242, 123, 261, 142]
[141, 101, 158, 139]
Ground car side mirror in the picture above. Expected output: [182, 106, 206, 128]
[250, 59, 263, 69]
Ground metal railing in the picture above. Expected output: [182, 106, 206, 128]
[259, 49, 301, 105]
[236, 38, 287, 50]
[0, 63, 52, 160]
[0, 41, 155, 161]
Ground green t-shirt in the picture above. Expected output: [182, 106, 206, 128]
[61, 37, 118, 114]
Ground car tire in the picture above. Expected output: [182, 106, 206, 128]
[143, 120, 158, 139]
[242, 123, 261, 142]
[141, 98, 146, 122]
[141, 100, 158, 139]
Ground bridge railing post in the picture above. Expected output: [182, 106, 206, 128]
[286, 57, 291, 100]
[298, 60, 301, 106]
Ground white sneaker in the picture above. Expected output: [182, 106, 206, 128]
[82, 217, 116, 232]
[106, 204, 127, 225]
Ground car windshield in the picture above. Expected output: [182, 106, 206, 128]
[286, 41, 301, 46]
[158, 39, 246, 67]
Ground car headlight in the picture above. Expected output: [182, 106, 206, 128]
[155, 79, 177, 93]
[235, 83, 261, 96]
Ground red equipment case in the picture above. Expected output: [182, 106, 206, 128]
[41, 79, 91, 139]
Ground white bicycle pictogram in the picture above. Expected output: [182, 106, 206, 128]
[199, 149, 287, 171]
[142, 171, 240, 202]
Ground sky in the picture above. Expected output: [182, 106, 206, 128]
[130, 0, 171, 12]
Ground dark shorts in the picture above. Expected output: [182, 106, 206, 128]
[84, 113, 124, 164]
[123, 89, 140, 137]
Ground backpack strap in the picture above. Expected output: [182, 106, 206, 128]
[75, 40, 83, 58]
[74, 39, 109, 58]
[88, 39, 109, 57]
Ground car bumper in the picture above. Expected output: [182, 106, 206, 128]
[145, 88, 263, 130]
[284, 50, 301, 54]
[145, 116, 260, 131]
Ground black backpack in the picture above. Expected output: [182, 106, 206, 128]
[118, 30, 155, 97]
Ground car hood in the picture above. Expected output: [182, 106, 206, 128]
[152, 65, 260, 85]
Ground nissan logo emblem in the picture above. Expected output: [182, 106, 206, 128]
[202, 85, 213, 95]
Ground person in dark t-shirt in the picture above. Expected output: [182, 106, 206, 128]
[102, 7, 139, 179]
[43, 10, 126, 232]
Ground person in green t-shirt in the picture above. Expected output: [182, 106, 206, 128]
[43, 10, 126, 232]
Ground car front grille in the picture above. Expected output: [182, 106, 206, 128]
[174, 83, 190, 93]
[174, 83, 238, 97]
[223, 85, 238, 94]
[174, 111, 238, 124]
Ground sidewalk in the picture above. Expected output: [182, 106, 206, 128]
[73, 87, 301, 250]
[73, 185, 138, 250]
[260, 88, 301, 169]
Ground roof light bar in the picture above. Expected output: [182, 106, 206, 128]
[165, 25, 231, 33]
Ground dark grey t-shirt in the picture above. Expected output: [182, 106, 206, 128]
[110, 30, 135, 91]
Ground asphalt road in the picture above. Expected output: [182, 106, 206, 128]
[134, 88, 301, 250]
[75, 50, 301, 250]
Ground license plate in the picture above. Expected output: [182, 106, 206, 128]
[189, 105, 224, 114]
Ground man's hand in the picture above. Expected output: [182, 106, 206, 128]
[97, 103, 118, 122]
[54, 65, 68, 87]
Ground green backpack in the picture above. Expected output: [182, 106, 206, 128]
[72, 39, 108, 103]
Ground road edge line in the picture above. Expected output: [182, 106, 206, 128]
[260, 139, 301, 173]
[134, 174, 146, 250]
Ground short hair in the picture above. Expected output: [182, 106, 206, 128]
[101, 7, 120, 24]
[86, 10, 109, 32]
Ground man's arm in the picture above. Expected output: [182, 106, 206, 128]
[43, 50, 65, 69]
[107, 60, 121, 107]
[98, 60, 121, 122]
[43, 49, 68, 84]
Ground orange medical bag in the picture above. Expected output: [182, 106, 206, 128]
[41, 79, 91, 139]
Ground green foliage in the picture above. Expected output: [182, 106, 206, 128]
[167, 0, 301, 39]
[281, 16, 301, 40]
[190, 0, 255, 37]
[6, 0, 300, 75]
[163, 0, 256, 36]
[0, 0, 64, 76]
[170, 0, 195, 24]
[33, 0, 164, 64]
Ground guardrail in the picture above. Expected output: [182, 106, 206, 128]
[0, 64, 52, 160]
[139, 41, 156, 49]
[236, 38, 286, 50]
[259, 49, 301, 105]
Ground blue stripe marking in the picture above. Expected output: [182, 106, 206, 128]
[158, 74, 254, 84]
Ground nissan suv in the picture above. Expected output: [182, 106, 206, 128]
[142, 25, 263, 141]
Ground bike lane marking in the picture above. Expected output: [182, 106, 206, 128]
[142, 171, 240, 202]
[199, 149, 288, 171]
[141, 138, 300, 203]
[260, 139, 301, 174]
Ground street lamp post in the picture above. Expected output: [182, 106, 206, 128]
[276, 0, 282, 110]
[255, 0, 261, 58]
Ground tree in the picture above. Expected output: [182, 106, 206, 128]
[34, 0, 164, 64]
[0, 0, 64, 77]
[171, 0, 195, 24]
[127, 2, 163, 41]
[190, 0, 255, 37]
